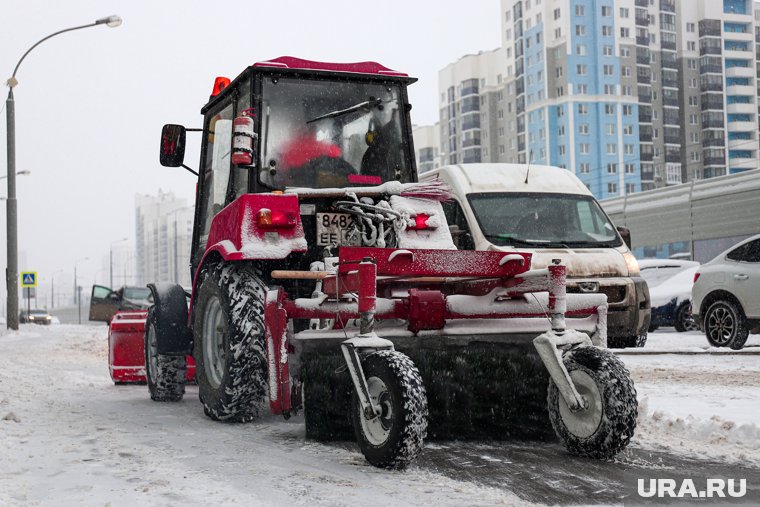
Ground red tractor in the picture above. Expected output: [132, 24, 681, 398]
[148, 56, 637, 469]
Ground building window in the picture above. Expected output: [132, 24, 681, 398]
[607, 163, 617, 173]
[559, 145, 566, 155]
[602, 26, 613, 37]
[577, 64, 587, 75]
[578, 104, 588, 115]
[579, 124, 589, 134]
[625, 183, 636, 194]
[576, 44, 587, 55]
[621, 66, 631, 77]
[608, 182, 618, 194]
[606, 143, 617, 154]
[580, 143, 590, 154]
[554, 8, 561, 19]
[625, 163, 635, 174]
[580, 163, 590, 173]
[620, 7, 629, 18]
[689, 114, 698, 125]
[601, 6, 612, 16]
[623, 105, 632, 115]
[558, 125, 565, 136]
[555, 27, 562, 38]
[576, 25, 586, 36]
[575, 5, 584, 16]
[577, 84, 588, 94]
[620, 27, 630, 38]
[557, 105, 564, 117]
[620, 47, 630, 57]
[687, 41, 696, 51]
[624, 144, 634, 155]
[603, 45, 613, 56]
[686, 22, 695, 32]
[624, 125, 633, 135]
[605, 104, 615, 115]
[622, 85, 632, 96]
[606, 124, 616, 135]
[604, 84, 615, 94]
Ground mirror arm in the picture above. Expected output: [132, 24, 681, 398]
[182, 164, 199, 177]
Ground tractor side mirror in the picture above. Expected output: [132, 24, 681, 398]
[616, 226, 632, 249]
[160, 124, 186, 167]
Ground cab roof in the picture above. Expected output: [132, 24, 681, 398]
[422, 163, 592, 196]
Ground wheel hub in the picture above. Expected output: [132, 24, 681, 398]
[558, 370, 603, 439]
[707, 307, 733, 345]
[360, 377, 394, 445]
[202, 296, 226, 388]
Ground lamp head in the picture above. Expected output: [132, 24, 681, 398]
[96, 15, 122, 28]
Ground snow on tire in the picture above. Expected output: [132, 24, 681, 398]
[193, 262, 268, 422]
[145, 307, 186, 402]
[351, 350, 428, 469]
[547, 346, 637, 459]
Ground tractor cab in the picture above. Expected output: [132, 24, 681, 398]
[160, 57, 419, 277]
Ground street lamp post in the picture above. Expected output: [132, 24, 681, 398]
[5, 15, 122, 330]
[50, 269, 63, 309]
[74, 257, 89, 324]
[110, 237, 128, 289]
[0, 170, 30, 181]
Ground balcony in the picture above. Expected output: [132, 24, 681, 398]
[661, 58, 678, 70]
[637, 74, 651, 85]
[726, 66, 754, 78]
[640, 130, 653, 142]
[729, 121, 757, 132]
[702, 137, 725, 147]
[636, 35, 650, 46]
[702, 117, 725, 129]
[729, 137, 755, 149]
[665, 152, 682, 163]
[700, 46, 722, 56]
[700, 63, 723, 73]
[661, 40, 677, 51]
[640, 150, 654, 162]
[462, 137, 481, 148]
[636, 15, 649, 26]
[701, 98, 724, 110]
[662, 78, 679, 88]
[635, 0, 648, 6]
[638, 91, 652, 103]
[639, 112, 653, 123]
[699, 21, 721, 37]
[727, 102, 755, 114]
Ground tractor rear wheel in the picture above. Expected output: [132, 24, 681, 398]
[547, 346, 637, 459]
[145, 307, 186, 402]
[351, 350, 428, 469]
[193, 262, 268, 422]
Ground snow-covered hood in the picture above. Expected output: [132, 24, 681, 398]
[489, 244, 629, 278]
[648, 266, 698, 308]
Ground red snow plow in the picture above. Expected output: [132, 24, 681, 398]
[146, 56, 637, 469]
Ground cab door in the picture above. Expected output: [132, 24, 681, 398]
[726, 238, 760, 318]
[89, 285, 121, 322]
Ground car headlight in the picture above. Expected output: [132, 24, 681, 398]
[623, 251, 640, 276]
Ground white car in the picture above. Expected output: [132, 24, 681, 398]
[691, 234, 760, 349]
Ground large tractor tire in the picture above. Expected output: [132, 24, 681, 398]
[547, 346, 637, 459]
[351, 350, 428, 469]
[145, 307, 187, 402]
[704, 300, 749, 350]
[193, 262, 268, 422]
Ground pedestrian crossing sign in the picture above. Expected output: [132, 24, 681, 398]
[20, 271, 37, 288]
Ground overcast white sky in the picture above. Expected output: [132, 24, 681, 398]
[0, 0, 499, 310]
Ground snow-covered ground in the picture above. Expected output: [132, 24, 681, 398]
[1, 324, 758, 506]
[619, 329, 760, 467]
[0, 324, 528, 507]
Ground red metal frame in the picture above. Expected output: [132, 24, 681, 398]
[108, 310, 196, 384]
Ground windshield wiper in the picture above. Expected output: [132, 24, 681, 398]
[484, 234, 574, 248]
[307, 97, 383, 124]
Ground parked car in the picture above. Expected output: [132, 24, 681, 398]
[692, 234, 760, 349]
[19, 309, 53, 325]
[89, 285, 152, 323]
[639, 259, 700, 332]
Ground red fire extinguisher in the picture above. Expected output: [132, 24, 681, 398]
[231, 109, 256, 166]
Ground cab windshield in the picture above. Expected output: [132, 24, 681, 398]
[259, 76, 412, 189]
[468, 192, 622, 248]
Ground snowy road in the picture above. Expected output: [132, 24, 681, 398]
[1, 325, 759, 506]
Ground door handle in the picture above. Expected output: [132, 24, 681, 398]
[733, 274, 749, 280]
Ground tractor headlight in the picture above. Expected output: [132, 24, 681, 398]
[623, 251, 640, 276]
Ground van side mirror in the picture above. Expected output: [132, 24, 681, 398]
[160, 124, 186, 167]
[616, 226, 632, 249]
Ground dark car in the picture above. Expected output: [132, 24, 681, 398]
[19, 309, 53, 325]
[639, 259, 700, 332]
[89, 285, 152, 323]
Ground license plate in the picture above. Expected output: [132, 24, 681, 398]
[316, 213, 359, 246]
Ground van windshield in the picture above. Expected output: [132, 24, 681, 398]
[467, 192, 622, 248]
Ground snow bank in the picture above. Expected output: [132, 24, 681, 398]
[635, 397, 760, 466]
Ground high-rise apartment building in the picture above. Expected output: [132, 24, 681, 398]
[437, 48, 512, 166]
[135, 190, 194, 287]
[412, 124, 443, 174]
[424, 0, 760, 199]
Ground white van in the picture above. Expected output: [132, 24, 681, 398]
[421, 163, 651, 348]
